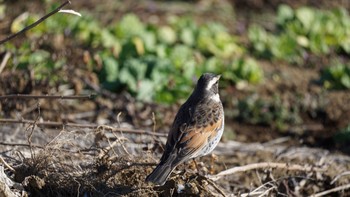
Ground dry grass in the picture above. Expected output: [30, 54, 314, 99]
[0, 119, 350, 197]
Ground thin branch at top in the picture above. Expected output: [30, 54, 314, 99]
[0, 0, 71, 45]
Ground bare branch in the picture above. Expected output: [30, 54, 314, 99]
[97, 125, 167, 137]
[208, 162, 327, 181]
[0, 156, 15, 173]
[310, 183, 350, 197]
[331, 171, 350, 184]
[205, 178, 228, 197]
[0, 1, 71, 45]
[0, 94, 95, 100]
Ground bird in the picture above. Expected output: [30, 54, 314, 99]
[146, 73, 224, 186]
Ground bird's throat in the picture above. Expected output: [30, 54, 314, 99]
[209, 93, 220, 102]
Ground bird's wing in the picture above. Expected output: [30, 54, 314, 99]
[160, 100, 223, 166]
[177, 117, 223, 158]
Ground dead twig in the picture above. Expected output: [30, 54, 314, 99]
[310, 183, 350, 197]
[114, 112, 131, 156]
[0, 142, 44, 149]
[240, 182, 277, 197]
[26, 102, 41, 160]
[208, 162, 327, 181]
[331, 171, 350, 185]
[205, 178, 228, 197]
[0, 52, 11, 74]
[97, 125, 167, 137]
[0, 156, 15, 173]
[97, 125, 130, 160]
[0, 1, 71, 45]
[0, 94, 94, 100]
[0, 166, 16, 197]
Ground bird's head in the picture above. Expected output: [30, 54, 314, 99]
[194, 73, 221, 99]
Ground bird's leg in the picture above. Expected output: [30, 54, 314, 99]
[210, 153, 218, 174]
[192, 158, 200, 174]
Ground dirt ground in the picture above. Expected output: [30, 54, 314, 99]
[0, 0, 350, 196]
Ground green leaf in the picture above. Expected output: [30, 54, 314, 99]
[169, 45, 193, 68]
[101, 30, 120, 50]
[141, 31, 157, 52]
[157, 26, 177, 45]
[309, 33, 329, 54]
[296, 7, 315, 31]
[180, 28, 195, 46]
[341, 74, 350, 88]
[28, 50, 50, 65]
[102, 57, 119, 82]
[115, 14, 145, 39]
[277, 4, 294, 25]
[321, 63, 350, 90]
[137, 79, 155, 102]
[248, 25, 271, 57]
[227, 57, 263, 85]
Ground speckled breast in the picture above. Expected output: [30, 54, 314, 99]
[196, 116, 225, 157]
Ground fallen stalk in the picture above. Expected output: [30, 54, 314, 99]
[310, 183, 350, 197]
[208, 162, 327, 181]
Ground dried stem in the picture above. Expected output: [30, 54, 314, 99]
[0, 156, 15, 172]
[331, 171, 350, 184]
[310, 183, 350, 197]
[208, 162, 327, 181]
[206, 178, 228, 197]
[26, 102, 41, 160]
[0, 52, 11, 74]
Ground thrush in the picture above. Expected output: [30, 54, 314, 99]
[146, 73, 224, 185]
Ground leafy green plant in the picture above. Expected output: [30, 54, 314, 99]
[237, 94, 302, 131]
[223, 57, 263, 84]
[248, 5, 350, 63]
[6, 11, 264, 103]
[321, 63, 350, 89]
[4, 41, 65, 84]
[90, 14, 264, 103]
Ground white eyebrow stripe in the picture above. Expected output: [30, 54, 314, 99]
[206, 77, 218, 90]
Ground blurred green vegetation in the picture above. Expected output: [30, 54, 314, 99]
[248, 5, 350, 64]
[321, 63, 350, 90]
[5, 11, 263, 103]
[2, 4, 350, 105]
[236, 94, 302, 131]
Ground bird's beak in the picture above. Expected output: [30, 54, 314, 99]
[217, 75, 221, 80]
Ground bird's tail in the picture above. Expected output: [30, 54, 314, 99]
[145, 163, 174, 186]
